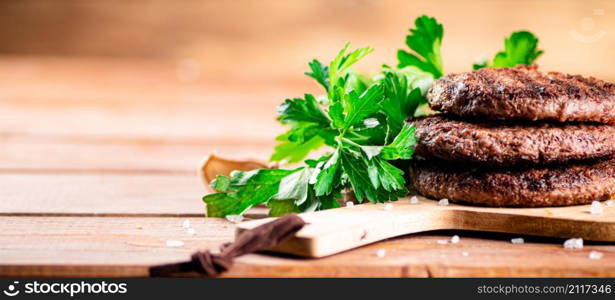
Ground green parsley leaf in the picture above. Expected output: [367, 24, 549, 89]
[339, 148, 406, 203]
[346, 70, 373, 96]
[267, 199, 300, 216]
[380, 70, 425, 135]
[272, 167, 313, 205]
[317, 194, 342, 210]
[271, 94, 336, 163]
[389, 66, 434, 96]
[270, 128, 325, 164]
[329, 43, 374, 90]
[366, 157, 406, 192]
[380, 123, 417, 160]
[472, 60, 488, 70]
[277, 94, 329, 126]
[339, 149, 377, 203]
[203, 168, 297, 217]
[327, 98, 345, 129]
[305, 59, 330, 91]
[268, 185, 341, 217]
[342, 84, 384, 130]
[210, 174, 231, 191]
[475, 31, 543, 69]
[397, 15, 444, 78]
[493, 31, 543, 68]
[313, 149, 342, 196]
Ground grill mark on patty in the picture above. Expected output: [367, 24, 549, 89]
[427, 65, 615, 123]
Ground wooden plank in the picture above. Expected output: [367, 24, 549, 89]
[0, 57, 301, 141]
[2, 216, 615, 277]
[0, 138, 273, 172]
[239, 198, 615, 257]
[0, 57, 298, 172]
[0, 173, 206, 215]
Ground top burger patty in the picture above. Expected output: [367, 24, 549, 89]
[427, 65, 615, 123]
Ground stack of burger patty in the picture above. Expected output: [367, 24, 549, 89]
[408, 65, 615, 207]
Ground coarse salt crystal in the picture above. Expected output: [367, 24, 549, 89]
[362, 146, 382, 159]
[590, 201, 603, 215]
[166, 240, 184, 247]
[437, 240, 448, 245]
[563, 238, 584, 249]
[511, 238, 525, 244]
[606, 200, 614, 207]
[376, 248, 387, 258]
[346, 201, 355, 207]
[384, 203, 393, 211]
[186, 228, 196, 236]
[182, 219, 191, 228]
[363, 118, 380, 128]
[589, 250, 603, 260]
[462, 251, 470, 257]
[438, 198, 449, 206]
[409, 196, 419, 204]
[451, 235, 460, 244]
[226, 215, 243, 223]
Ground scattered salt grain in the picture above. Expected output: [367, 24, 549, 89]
[438, 198, 449, 206]
[186, 228, 196, 236]
[376, 248, 387, 258]
[384, 203, 393, 211]
[165, 240, 184, 247]
[346, 201, 355, 208]
[590, 201, 604, 215]
[362, 146, 382, 159]
[451, 235, 460, 244]
[363, 118, 380, 129]
[182, 219, 191, 228]
[226, 215, 244, 223]
[511, 238, 525, 245]
[409, 196, 419, 204]
[563, 238, 584, 249]
[589, 250, 603, 260]
[606, 200, 614, 207]
[437, 240, 449, 245]
[462, 251, 469, 257]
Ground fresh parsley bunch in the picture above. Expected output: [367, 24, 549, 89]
[203, 14, 443, 217]
[204, 43, 430, 217]
[203, 15, 544, 218]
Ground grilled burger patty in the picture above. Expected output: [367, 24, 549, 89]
[427, 65, 615, 123]
[411, 157, 615, 207]
[409, 115, 615, 166]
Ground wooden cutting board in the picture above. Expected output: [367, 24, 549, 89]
[237, 196, 615, 258]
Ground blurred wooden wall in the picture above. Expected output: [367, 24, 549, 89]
[0, 0, 613, 79]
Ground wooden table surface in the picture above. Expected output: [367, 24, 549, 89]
[2, 57, 615, 278]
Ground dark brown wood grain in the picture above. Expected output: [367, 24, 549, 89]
[2, 216, 615, 278]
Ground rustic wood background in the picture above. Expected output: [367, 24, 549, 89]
[1, 0, 615, 277]
[0, 0, 614, 79]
